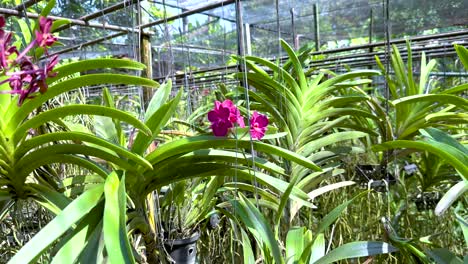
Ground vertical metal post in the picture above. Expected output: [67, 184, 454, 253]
[235, 0, 246, 87]
[313, 4, 320, 51]
[369, 8, 374, 53]
[235, 0, 245, 58]
[290, 8, 297, 49]
[140, 33, 153, 109]
[245, 23, 252, 55]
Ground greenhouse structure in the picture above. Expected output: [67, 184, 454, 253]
[0, 0, 466, 263]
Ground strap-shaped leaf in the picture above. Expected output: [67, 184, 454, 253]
[280, 39, 307, 93]
[132, 89, 182, 156]
[16, 144, 137, 179]
[5, 74, 158, 127]
[313, 241, 398, 264]
[435, 181, 467, 216]
[373, 140, 468, 180]
[243, 55, 302, 98]
[455, 44, 468, 71]
[152, 149, 285, 176]
[144, 80, 171, 121]
[286, 226, 312, 263]
[49, 59, 148, 82]
[300, 131, 368, 158]
[146, 135, 321, 172]
[392, 94, 468, 111]
[28, 183, 72, 215]
[17, 154, 108, 190]
[241, 228, 255, 264]
[102, 88, 124, 146]
[144, 164, 313, 208]
[231, 193, 283, 264]
[15, 132, 153, 170]
[51, 202, 104, 264]
[103, 172, 135, 264]
[307, 233, 325, 263]
[8, 185, 104, 264]
[12, 105, 151, 144]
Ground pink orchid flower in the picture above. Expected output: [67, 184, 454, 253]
[221, 99, 245, 128]
[249, 111, 268, 140]
[207, 99, 245, 136]
[208, 100, 233, 136]
[35, 17, 57, 49]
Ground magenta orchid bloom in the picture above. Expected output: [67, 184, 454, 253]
[35, 17, 57, 49]
[0, 26, 17, 69]
[208, 99, 245, 136]
[249, 111, 269, 140]
[221, 99, 245, 128]
[208, 100, 233, 136]
[0, 16, 59, 106]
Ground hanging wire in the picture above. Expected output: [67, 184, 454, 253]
[382, 0, 392, 223]
[234, 0, 261, 209]
[162, 0, 174, 83]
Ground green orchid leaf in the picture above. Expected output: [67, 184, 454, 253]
[231, 193, 283, 264]
[8, 185, 104, 264]
[308, 233, 325, 264]
[51, 202, 104, 264]
[6, 74, 158, 127]
[455, 44, 468, 70]
[241, 228, 256, 264]
[286, 226, 311, 263]
[146, 136, 321, 172]
[372, 140, 468, 180]
[17, 144, 137, 179]
[103, 172, 135, 264]
[435, 181, 468, 216]
[15, 132, 152, 170]
[144, 80, 171, 122]
[132, 89, 182, 156]
[313, 241, 398, 264]
[50, 59, 148, 81]
[13, 105, 152, 144]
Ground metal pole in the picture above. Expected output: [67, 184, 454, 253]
[55, 0, 140, 32]
[47, 32, 127, 57]
[235, 0, 245, 70]
[138, 0, 235, 31]
[245, 23, 252, 55]
[291, 8, 297, 49]
[0, 8, 138, 33]
[369, 8, 374, 53]
[313, 4, 320, 51]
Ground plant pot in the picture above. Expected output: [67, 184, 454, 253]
[164, 232, 200, 264]
[355, 164, 395, 191]
[414, 192, 440, 211]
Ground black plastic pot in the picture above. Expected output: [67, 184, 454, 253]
[355, 164, 396, 191]
[164, 232, 200, 264]
[414, 192, 440, 211]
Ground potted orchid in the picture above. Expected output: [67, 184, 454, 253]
[160, 99, 270, 263]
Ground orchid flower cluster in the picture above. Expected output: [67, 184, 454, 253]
[208, 99, 269, 140]
[0, 16, 58, 105]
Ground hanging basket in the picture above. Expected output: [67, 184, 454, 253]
[164, 232, 200, 264]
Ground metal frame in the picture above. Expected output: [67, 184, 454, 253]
[0, 0, 465, 92]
